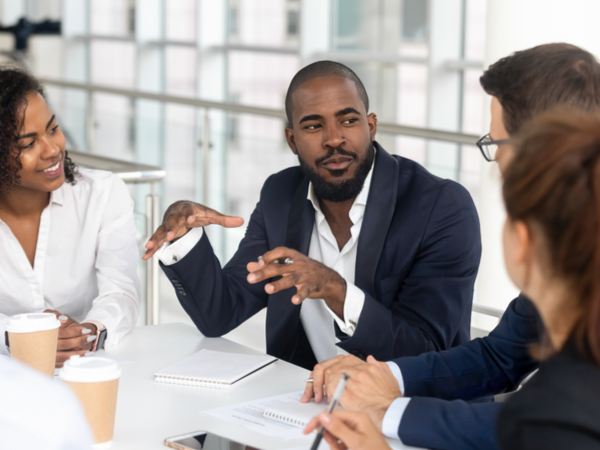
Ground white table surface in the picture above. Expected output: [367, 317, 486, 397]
[102, 323, 423, 450]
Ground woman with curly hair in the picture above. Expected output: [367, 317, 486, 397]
[0, 66, 140, 367]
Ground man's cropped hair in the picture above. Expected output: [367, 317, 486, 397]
[480, 43, 600, 135]
[285, 60, 369, 125]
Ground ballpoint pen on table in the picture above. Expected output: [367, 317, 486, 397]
[310, 373, 349, 450]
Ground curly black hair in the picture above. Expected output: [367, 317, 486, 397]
[0, 64, 77, 193]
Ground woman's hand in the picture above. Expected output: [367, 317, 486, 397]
[303, 410, 392, 450]
[44, 310, 97, 368]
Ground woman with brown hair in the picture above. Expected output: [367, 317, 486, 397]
[495, 112, 600, 448]
[0, 65, 140, 366]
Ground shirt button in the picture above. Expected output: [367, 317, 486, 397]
[172, 255, 179, 262]
[34, 288, 41, 295]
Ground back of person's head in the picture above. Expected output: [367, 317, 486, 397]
[284, 60, 369, 125]
[481, 43, 600, 135]
[0, 64, 76, 192]
[503, 111, 600, 364]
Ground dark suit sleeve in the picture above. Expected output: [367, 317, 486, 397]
[159, 181, 273, 337]
[399, 398, 502, 450]
[338, 181, 481, 360]
[394, 296, 540, 401]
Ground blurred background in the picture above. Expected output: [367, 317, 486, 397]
[1, 0, 597, 351]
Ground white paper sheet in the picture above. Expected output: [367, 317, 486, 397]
[201, 391, 321, 440]
[202, 391, 423, 449]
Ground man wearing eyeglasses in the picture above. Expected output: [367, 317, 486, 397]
[301, 43, 600, 450]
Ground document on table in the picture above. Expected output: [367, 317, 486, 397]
[201, 391, 324, 441]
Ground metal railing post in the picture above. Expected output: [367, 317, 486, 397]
[86, 92, 95, 153]
[202, 110, 211, 206]
[145, 183, 161, 326]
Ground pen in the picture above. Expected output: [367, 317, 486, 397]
[257, 256, 294, 265]
[310, 373, 349, 450]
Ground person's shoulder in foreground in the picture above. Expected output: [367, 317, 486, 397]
[497, 340, 600, 450]
[0, 356, 93, 450]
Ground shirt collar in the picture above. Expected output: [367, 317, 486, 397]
[49, 184, 64, 206]
[307, 149, 376, 216]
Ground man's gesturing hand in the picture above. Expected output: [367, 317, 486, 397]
[246, 247, 347, 318]
[143, 201, 243, 260]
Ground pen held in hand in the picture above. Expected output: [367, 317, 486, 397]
[257, 256, 294, 265]
[310, 373, 349, 450]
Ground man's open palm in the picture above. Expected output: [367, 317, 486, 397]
[143, 200, 243, 260]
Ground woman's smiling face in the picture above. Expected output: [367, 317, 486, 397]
[13, 92, 66, 193]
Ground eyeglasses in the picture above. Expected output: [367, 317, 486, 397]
[477, 134, 510, 162]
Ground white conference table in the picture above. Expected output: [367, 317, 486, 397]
[99, 323, 423, 450]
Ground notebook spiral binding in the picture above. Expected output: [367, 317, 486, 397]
[263, 410, 308, 428]
[154, 374, 229, 389]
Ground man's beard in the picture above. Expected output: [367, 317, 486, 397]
[298, 142, 375, 203]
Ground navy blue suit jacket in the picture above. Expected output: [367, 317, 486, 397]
[392, 295, 542, 450]
[160, 144, 481, 369]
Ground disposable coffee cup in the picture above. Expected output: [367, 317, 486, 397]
[60, 356, 121, 449]
[6, 312, 60, 377]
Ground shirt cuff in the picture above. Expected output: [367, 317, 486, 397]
[382, 397, 411, 440]
[326, 281, 365, 336]
[158, 227, 204, 266]
[386, 361, 405, 395]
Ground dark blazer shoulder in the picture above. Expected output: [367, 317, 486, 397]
[256, 166, 306, 222]
[497, 341, 600, 449]
[260, 166, 304, 198]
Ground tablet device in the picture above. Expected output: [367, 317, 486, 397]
[164, 431, 263, 450]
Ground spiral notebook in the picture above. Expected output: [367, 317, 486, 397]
[154, 349, 277, 389]
[263, 398, 331, 428]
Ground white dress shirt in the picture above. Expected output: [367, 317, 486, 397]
[0, 355, 93, 450]
[0, 168, 141, 354]
[160, 156, 375, 363]
[382, 362, 411, 440]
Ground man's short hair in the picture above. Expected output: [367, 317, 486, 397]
[285, 60, 369, 125]
[480, 43, 600, 135]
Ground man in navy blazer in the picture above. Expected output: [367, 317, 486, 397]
[302, 44, 600, 449]
[143, 61, 481, 370]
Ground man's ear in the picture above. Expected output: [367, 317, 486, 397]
[367, 113, 378, 141]
[285, 126, 298, 155]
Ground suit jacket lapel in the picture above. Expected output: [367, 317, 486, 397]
[266, 176, 315, 364]
[355, 143, 399, 297]
[285, 176, 314, 253]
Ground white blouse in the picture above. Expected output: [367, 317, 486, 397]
[0, 168, 141, 354]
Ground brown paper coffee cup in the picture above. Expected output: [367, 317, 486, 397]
[6, 313, 61, 377]
[60, 356, 121, 448]
[9, 328, 59, 377]
[65, 378, 119, 444]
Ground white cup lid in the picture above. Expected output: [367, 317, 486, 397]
[5, 313, 61, 333]
[59, 356, 121, 383]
